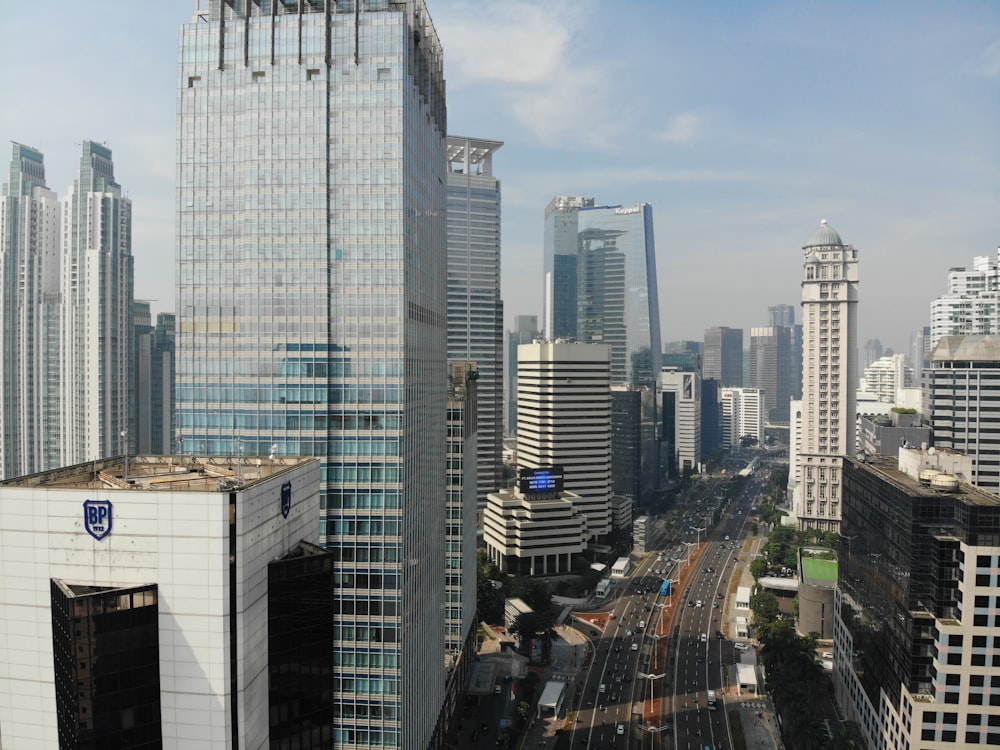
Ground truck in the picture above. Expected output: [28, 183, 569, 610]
[707, 689, 717, 710]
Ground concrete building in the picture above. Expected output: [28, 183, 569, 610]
[720, 387, 765, 451]
[796, 553, 836, 640]
[929, 249, 1000, 347]
[482, 467, 587, 575]
[923, 335, 1000, 494]
[858, 411, 930, 458]
[174, 3, 448, 747]
[611, 385, 642, 502]
[133, 303, 176, 456]
[542, 197, 662, 387]
[660, 367, 701, 477]
[506, 315, 540, 435]
[0, 144, 62, 479]
[793, 221, 859, 532]
[862, 353, 913, 404]
[517, 342, 612, 539]
[0, 455, 328, 749]
[749, 324, 795, 424]
[610, 493, 634, 534]
[447, 136, 503, 507]
[60, 142, 134, 468]
[632, 515, 651, 554]
[770, 304, 803, 400]
[703, 326, 743, 387]
[835, 453, 1000, 750]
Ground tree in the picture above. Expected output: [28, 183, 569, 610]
[509, 609, 557, 656]
[508, 576, 552, 612]
[750, 558, 768, 580]
[751, 590, 780, 622]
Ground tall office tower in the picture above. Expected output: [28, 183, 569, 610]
[862, 337, 883, 376]
[542, 197, 662, 386]
[133, 302, 176, 455]
[703, 326, 743, 387]
[446, 136, 503, 505]
[517, 342, 612, 538]
[862, 353, 913, 403]
[910, 326, 931, 384]
[0, 144, 62, 479]
[794, 220, 859, 532]
[660, 367, 702, 477]
[543, 195, 593, 340]
[748, 325, 794, 423]
[834, 452, 1000, 750]
[60, 141, 134, 467]
[175, 4, 448, 748]
[930, 249, 1000, 346]
[506, 314, 539, 435]
[720, 387, 765, 450]
[611, 385, 642, 501]
[442, 362, 477, 730]
[924, 335, 1000, 494]
[770, 305, 803, 400]
[701, 379, 722, 457]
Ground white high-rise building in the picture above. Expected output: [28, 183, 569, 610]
[60, 142, 133, 467]
[446, 136, 503, 506]
[175, 3, 448, 747]
[720, 387, 765, 450]
[0, 144, 62, 479]
[516, 342, 612, 538]
[660, 367, 702, 476]
[862, 353, 913, 403]
[794, 220, 859, 533]
[930, 250, 1000, 347]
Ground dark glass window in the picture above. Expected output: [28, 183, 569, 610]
[946, 674, 961, 686]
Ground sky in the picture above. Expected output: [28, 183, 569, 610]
[1, 1, 997, 356]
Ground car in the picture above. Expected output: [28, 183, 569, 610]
[617, 724, 625, 735]
[716, 630, 724, 639]
[697, 655, 705, 663]
[599, 683, 606, 693]
[717, 592, 724, 599]
[712, 602, 719, 609]
[735, 642, 751, 652]
[631, 642, 638, 651]
[482, 722, 489, 732]
[724, 534, 730, 541]
[822, 651, 833, 659]
[626, 629, 633, 636]
[700, 633, 708, 642]
[696, 600, 703, 608]
[687, 600, 694, 607]
[615, 645, 621, 653]
[609, 613, 616, 619]
[494, 684, 501, 694]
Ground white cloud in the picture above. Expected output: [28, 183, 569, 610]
[967, 38, 1000, 78]
[658, 113, 702, 144]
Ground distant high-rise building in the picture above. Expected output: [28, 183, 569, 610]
[861, 353, 913, 404]
[930, 249, 1000, 346]
[835, 451, 1000, 750]
[175, 3, 448, 747]
[793, 220, 859, 532]
[701, 379, 723, 457]
[446, 136, 503, 505]
[703, 326, 743, 387]
[770, 305, 803, 400]
[133, 302, 176, 455]
[862, 337, 884, 376]
[768, 303, 795, 328]
[909, 325, 931, 384]
[0, 144, 61, 479]
[924, 335, 1000, 495]
[60, 141, 133, 468]
[720, 387, 765, 450]
[660, 367, 701, 477]
[542, 197, 662, 386]
[506, 314, 539, 436]
[517, 342, 612, 538]
[748, 325, 794, 424]
[611, 385, 642, 501]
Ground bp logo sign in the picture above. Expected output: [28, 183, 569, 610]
[83, 499, 113, 541]
[280, 482, 292, 519]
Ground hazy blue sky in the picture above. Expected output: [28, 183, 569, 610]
[2, 1, 997, 354]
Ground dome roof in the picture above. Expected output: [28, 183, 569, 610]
[805, 219, 844, 248]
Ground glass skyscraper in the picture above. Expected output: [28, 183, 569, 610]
[446, 135, 503, 505]
[176, 2, 447, 747]
[542, 197, 662, 386]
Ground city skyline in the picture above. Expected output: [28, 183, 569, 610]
[1, 1, 997, 354]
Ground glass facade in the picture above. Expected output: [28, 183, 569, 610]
[50, 580, 161, 750]
[446, 136, 502, 505]
[176, 2, 447, 747]
[542, 199, 662, 387]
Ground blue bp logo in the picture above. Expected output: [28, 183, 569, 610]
[280, 482, 292, 519]
[83, 499, 113, 541]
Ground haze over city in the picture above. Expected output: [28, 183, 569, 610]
[1, 0, 997, 351]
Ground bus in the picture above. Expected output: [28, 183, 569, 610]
[707, 690, 717, 710]
[659, 579, 671, 597]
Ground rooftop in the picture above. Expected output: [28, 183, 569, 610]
[857, 454, 1000, 507]
[804, 219, 844, 248]
[0, 454, 315, 493]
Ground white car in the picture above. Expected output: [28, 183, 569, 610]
[734, 642, 751, 652]
[617, 724, 625, 735]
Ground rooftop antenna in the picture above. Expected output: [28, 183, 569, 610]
[121, 428, 129, 481]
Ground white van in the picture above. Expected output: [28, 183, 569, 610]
[638, 620, 645, 630]
[599, 683, 607, 693]
[696, 600, 703, 608]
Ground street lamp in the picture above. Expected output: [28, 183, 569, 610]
[690, 525, 706, 547]
[638, 670, 666, 745]
[682, 541, 695, 566]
